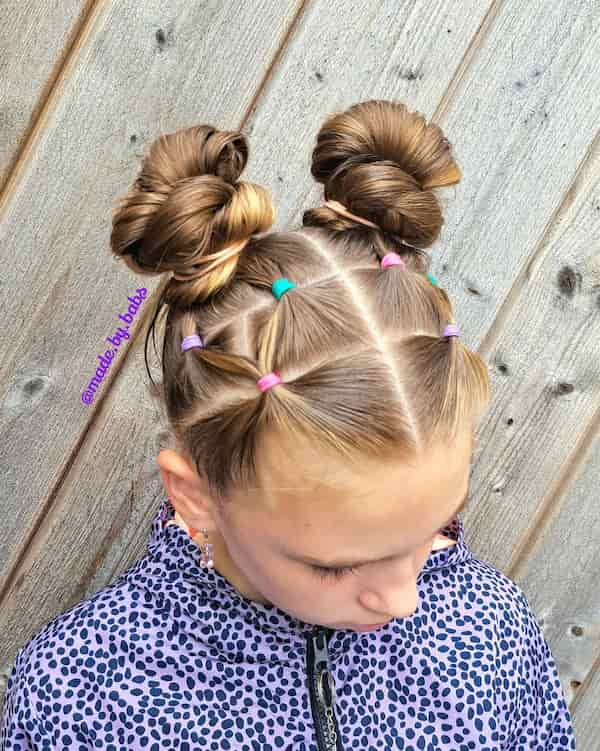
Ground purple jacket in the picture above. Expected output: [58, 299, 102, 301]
[1, 497, 576, 750]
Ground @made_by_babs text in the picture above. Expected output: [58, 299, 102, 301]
[81, 288, 147, 405]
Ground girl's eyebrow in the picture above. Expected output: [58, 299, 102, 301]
[296, 488, 470, 569]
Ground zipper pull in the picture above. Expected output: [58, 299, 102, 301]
[312, 630, 339, 748]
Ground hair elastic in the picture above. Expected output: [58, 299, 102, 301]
[172, 237, 250, 282]
[324, 200, 427, 256]
[380, 253, 439, 289]
[272, 278, 297, 300]
[181, 334, 204, 352]
[443, 324, 460, 338]
[257, 372, 282, 392]
[380, 253, 406, 269]
[324, 199, 379, 229]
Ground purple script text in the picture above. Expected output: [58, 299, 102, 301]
[81, 288, 147, 405]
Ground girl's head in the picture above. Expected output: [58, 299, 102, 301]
[110, 99, 490, 628]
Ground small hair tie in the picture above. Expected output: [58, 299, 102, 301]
[181, 334, 205, 352]
[443, 324, 460, 339]
[381, 255, 439, 289]
[272, 278, 297, 300]
[257, 372, 282, 392]
[324, 199, 379, 229]
[172, 237, 250, 282]
[380, 253, 406, 269]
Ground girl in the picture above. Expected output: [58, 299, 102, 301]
[1, 99, 576, 750]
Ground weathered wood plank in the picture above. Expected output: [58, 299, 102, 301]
[571, 647, 600, 748]
[0, 0, 89, 189]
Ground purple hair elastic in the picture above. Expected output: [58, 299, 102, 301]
[181, 334, 204, 352]
[443, 324, 460, 338]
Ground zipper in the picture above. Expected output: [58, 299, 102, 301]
[306, 627, 343, 750]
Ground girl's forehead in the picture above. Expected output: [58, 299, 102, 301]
[255, 431, 473, 507]
[240, 458, 471, 541]
[251, 473, 469, 567]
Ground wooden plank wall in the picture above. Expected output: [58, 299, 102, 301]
[1, 0, 599, 745]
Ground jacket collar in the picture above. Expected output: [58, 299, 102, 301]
[126, 497, 473, 660]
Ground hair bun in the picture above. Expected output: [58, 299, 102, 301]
[109, 124, 275, 304]
[304, 99, 461, 248]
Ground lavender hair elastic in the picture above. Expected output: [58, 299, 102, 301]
[181, 334, 205, 352]
[442, 324, 460, 338]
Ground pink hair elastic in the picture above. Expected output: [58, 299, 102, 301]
[257, 372, 282, 392]
[380, 252, 406, 269]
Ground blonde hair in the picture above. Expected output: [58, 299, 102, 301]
[110, 100, 490, 507]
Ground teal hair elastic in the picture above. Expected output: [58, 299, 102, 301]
[271, 278, 297, 300]
[426, 273, 438, 286]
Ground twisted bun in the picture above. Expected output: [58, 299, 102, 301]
[303, 99, 461, 254]
[109, 125, 275, 305]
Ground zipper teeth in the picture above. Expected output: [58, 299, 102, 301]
[307, 635, 327, 750]
[308, 630, 340, 751]
[316, 669, 338, 748]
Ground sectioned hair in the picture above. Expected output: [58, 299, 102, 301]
[109, 100, 490, 506]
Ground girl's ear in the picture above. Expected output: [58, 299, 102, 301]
[156, 449, 214, 529]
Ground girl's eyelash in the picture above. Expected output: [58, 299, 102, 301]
[311, 564, 360, 581]
[307, 509, 464, 583]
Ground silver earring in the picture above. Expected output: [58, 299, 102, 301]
[199, 528, 214, 569]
